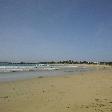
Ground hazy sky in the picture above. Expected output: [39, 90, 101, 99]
[0, 0, 112, 62]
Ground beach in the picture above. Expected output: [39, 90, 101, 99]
[0, 65, 112, 112]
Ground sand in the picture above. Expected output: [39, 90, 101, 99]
[0, 66, 112, 112]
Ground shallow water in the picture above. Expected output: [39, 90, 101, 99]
[0, 65, 96, 82]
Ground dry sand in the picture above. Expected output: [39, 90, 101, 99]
[0, 66, 112, 112]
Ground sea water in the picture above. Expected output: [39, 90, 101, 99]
[0, 64, 96, 82]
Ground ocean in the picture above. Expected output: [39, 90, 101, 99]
[0, 64, 96, 82]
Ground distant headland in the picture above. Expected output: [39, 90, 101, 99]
[0, 60, 112, 66]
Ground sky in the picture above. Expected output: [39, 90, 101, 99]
[0, 0, 112, 62]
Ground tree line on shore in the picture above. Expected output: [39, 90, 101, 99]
[0, 60, 112, 66]
[40, 60, 112, 66]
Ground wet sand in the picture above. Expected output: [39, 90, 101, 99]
[0, 66, 112, 112]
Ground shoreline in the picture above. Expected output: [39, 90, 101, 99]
[0, 66, 112, 112]
[0, 64, 99, 83]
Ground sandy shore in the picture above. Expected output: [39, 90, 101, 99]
[0, 66, 112, 112]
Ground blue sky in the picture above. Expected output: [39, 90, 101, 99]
[0, 0, 112, 62]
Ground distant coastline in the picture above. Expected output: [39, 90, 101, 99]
[0, 60, 112, 66]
